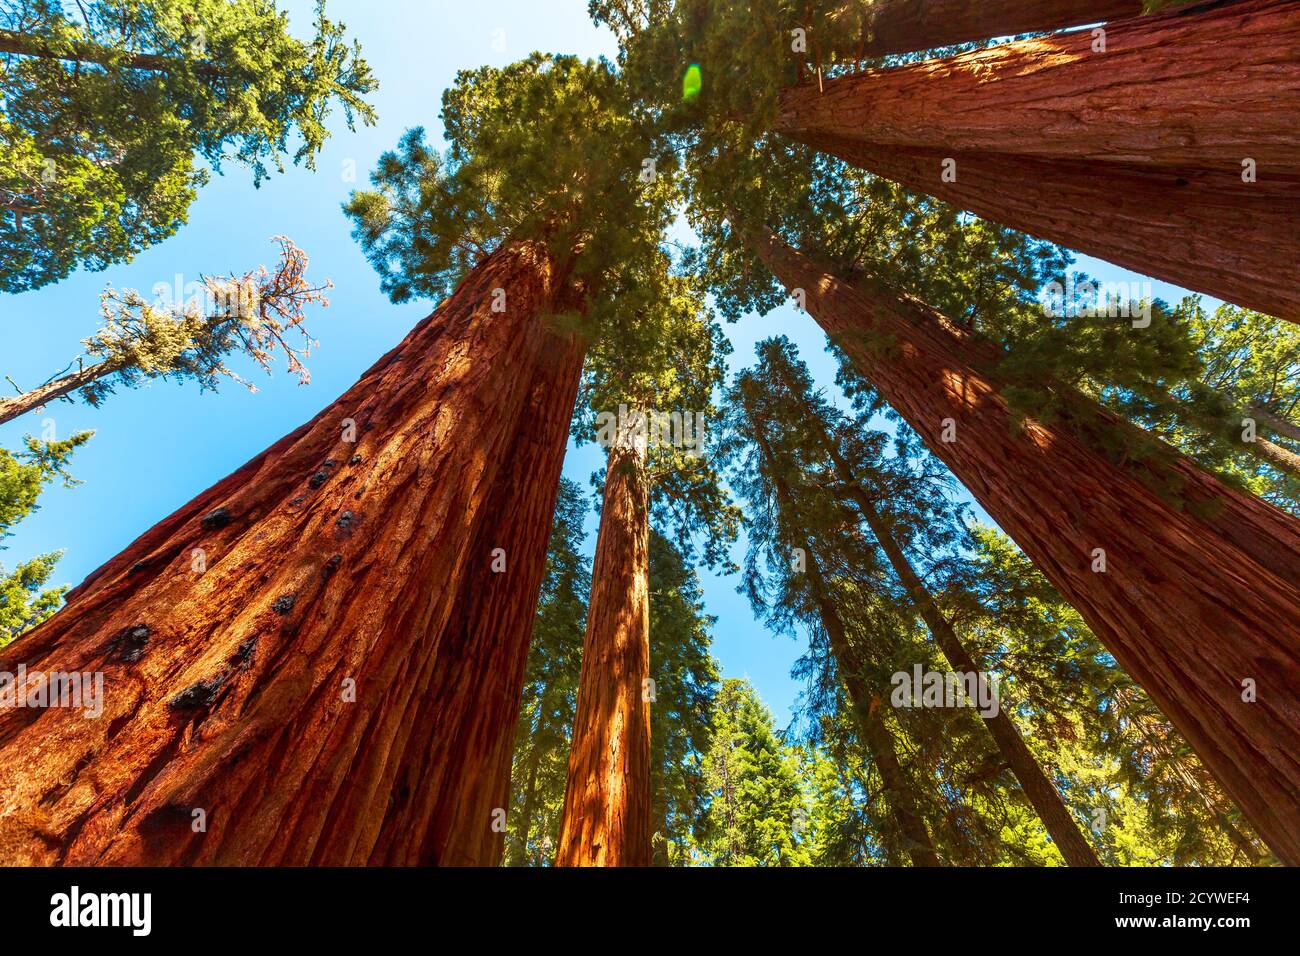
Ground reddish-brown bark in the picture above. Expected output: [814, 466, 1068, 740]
[555, 439, 653, 867]
[778, 0, 1300, 321]
[826, 0, 1143, 59]
[744, 224, 1300, 865]
[782, 1, 1300, 168]
[0, 241, 583, 865]
[787, 138, 1300, 321]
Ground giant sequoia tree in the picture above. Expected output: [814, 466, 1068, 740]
[556, 266, 734, 866]
[775, 0, 1300, 320]
[0, 55, 673, 865]
[0, 0, 376, 291]
[600, 0, 1300, 862]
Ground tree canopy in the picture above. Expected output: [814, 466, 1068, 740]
[0, 0, 375, 291]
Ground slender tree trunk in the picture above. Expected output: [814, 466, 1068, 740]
[0, 28, 220, 75]
[747, 406, 942, 866]
[509, 747, 544, 867]
[825, 0, 1143, 59]
[0, 364, 103, 426]
[0, 241, 583, 865]
[802, 544, 943, 867]
[555, 437, 653, 867]
[1247, 404, 1300, 445]
[819, 428, 1102, 865]
[743, 223, 1300, 865]
[778, 0, 1300, 321]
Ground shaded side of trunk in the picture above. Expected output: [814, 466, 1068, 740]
[554, 440, 653, 867]
[826, 0, 1143, 59]
[780, 1, 1300, 169]
[345, 325, 585, 866]
[744, 224, 1300, 865]
[0, 242, 574, 865]
[822, 433, 1101, 865]
[784, 137, 1300, 321]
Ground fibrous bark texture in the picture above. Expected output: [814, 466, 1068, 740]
[555, 440, 653, 867]
[827, 0, 1143, 59]
[779, 0, 1300, 321]
[0, 241, 584, 865]
[746, 224, 1300, 865]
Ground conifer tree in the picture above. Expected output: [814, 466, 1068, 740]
[0, 239, 329, 427]
[727, 366, 944, 865]
[556, 265, 736, 866]
[0, 431, 92, 647]
[739, 336, 1102, 863]
[699, 677, 809, 866]
[0, 55, 673, 865]
[0, 0, 376, 290]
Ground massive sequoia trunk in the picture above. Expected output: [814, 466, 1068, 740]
[747, 403, 942, 866]
[743, 223, 1300, 865]
[555, 437, 653, 866]
[825, 0, 1143, 59]
[778, 0, 1300, 320]
[820, 429, 1102, 866]
[0, 241, 584, 865]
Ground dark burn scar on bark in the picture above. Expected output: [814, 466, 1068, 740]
[169, 638, 258, 712]
[107, 624, 150, 663]
[200, 508, 233, 531]
[169, 675, 226, 711]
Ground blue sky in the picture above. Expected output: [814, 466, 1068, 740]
[0, 1, 1212, 730]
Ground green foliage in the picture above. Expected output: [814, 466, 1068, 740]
[725, 336, 1265, 865]
[698, 677, 809, 865]
[345, 54, 674, 330]
[0, 430, 91, 647]
[0, 0, 375, 291]
[579, 263, 741, 570]
[648, 530, 719, 864]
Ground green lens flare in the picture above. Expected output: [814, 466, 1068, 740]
[682, 64, 702, 101]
